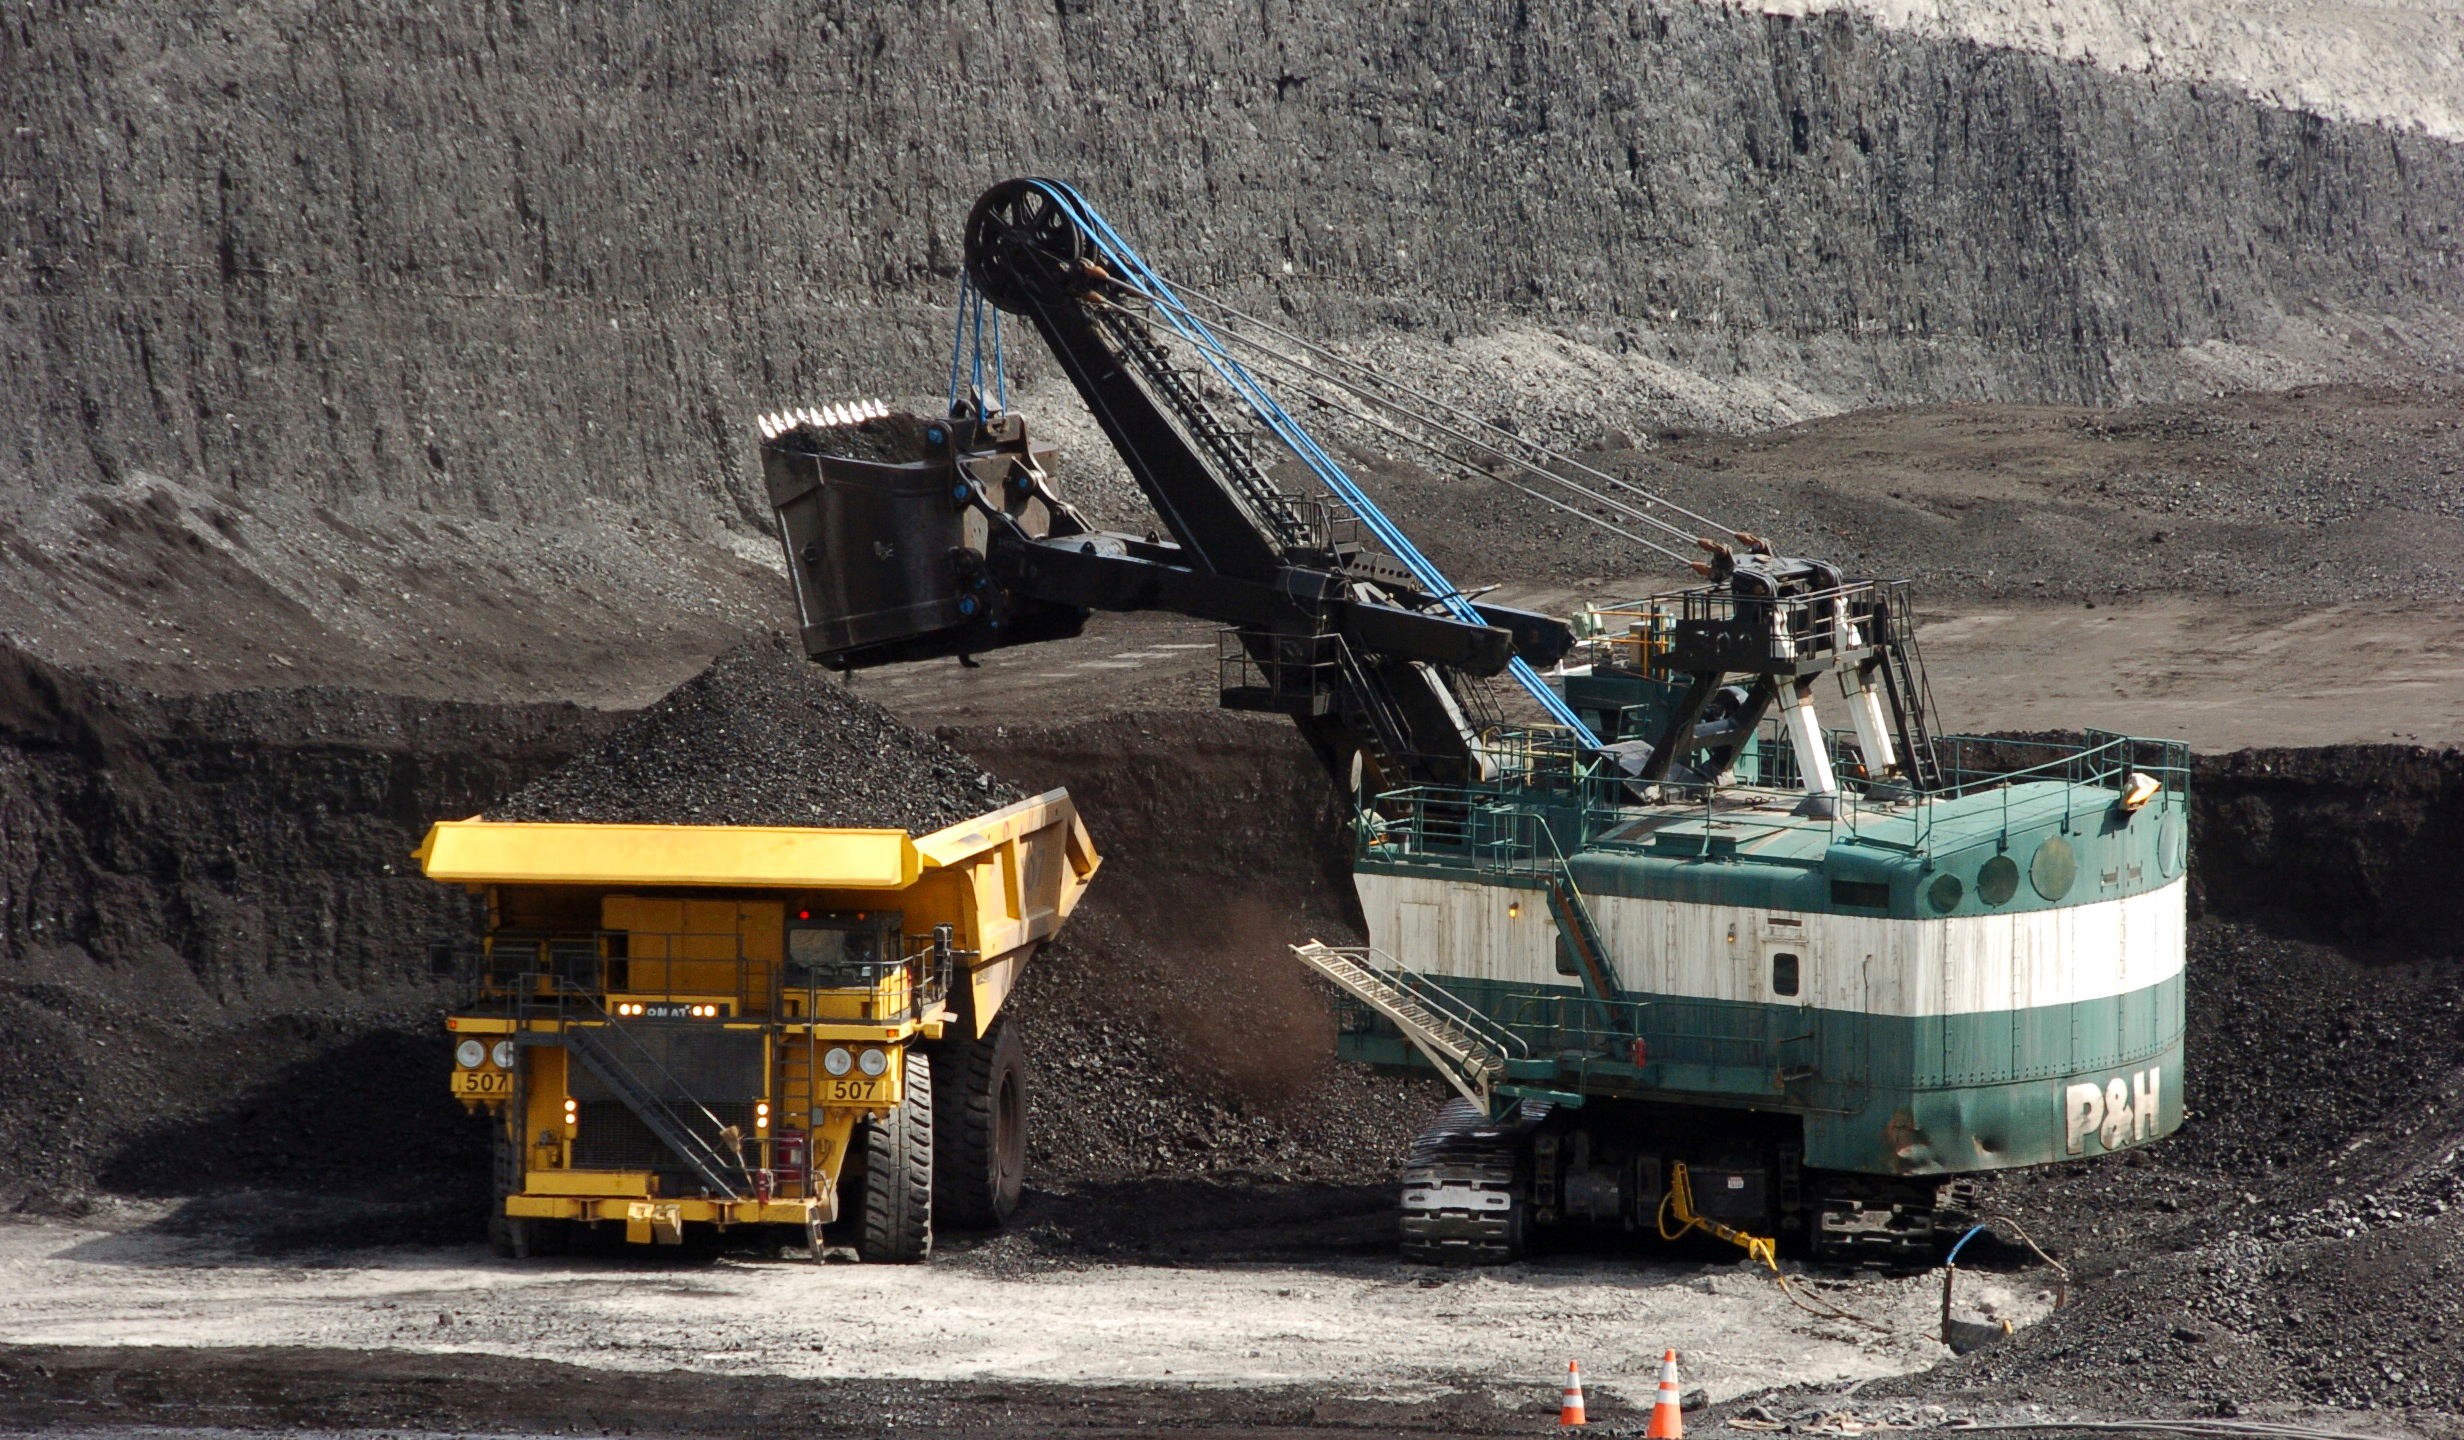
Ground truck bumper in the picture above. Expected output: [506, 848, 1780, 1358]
[505, 1193, 831, 1243]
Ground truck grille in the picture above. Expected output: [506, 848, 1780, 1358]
[572, 1099, 760, 1185]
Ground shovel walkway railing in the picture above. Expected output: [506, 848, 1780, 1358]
[1363, 729, 2191, 877]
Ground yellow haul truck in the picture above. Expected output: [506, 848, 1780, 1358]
[416, 790, 1098, 1261]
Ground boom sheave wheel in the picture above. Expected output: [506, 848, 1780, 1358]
[965, 178, 1086, 312]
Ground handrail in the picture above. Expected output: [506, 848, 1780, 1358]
[1360, 949, 1532, 1065]
[460, 927, 951, 1027]
[1296, 941, 1527, 1110]
[547, 985, 749, 1200]
[1219, 626, 1424, 775]
[1365, 726, 2189, 872]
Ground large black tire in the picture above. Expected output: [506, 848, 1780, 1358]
[851, 1048, 933, 1263]
[489, 1116, 530, 1258]
[933, 1013, 1028, 1229]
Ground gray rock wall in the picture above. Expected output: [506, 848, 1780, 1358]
[4, 0, 2459, 533]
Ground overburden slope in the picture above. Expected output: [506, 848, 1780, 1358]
[5, 3, 2461, 698]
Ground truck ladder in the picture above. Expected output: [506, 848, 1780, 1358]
[1293, 942, 1522, 1113]
[561, 1017, 747, 1201]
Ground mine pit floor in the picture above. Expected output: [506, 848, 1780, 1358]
[0, 1206, 2051, 1405]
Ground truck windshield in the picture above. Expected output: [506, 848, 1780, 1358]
[786, 924, 883, 988]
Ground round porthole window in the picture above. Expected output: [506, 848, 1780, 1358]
[1927, 873, 1964, 914]
[1976, 854, 2020, 907]
[2029, 836, 2078, 901]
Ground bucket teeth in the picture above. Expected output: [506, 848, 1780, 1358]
[756, 399, 891, 441]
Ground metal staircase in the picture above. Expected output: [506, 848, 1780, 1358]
[1220, 629, 1422, 790]
[1100, 306, 1312, 550]
[1872, 597, 1946, 791]
[561, 1015, 747, 1201]
[1540, 873, 1622, 1012]
[1293, 942, 1525, 1113]
[1412, 801, 1622, 1015]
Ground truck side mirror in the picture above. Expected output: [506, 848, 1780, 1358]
[428, 941, 457, 977]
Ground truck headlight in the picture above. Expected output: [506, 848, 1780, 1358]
[857, 1047, 890, 1078]
[823, 1046, 854, 1077]
[490, 1040, 517, 1069]
[455, 1039, 485, 1069]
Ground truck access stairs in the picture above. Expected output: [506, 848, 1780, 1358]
[1293, 942, 1524, 1113]
[561, 1014, 747, 1201]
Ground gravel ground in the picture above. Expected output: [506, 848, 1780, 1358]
[1337, 384, 2464, 608]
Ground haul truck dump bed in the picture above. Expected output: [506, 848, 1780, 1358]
[417, 789, 1098, 1261]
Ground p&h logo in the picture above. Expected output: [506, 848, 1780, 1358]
[2062, 1066, 2161, 1155]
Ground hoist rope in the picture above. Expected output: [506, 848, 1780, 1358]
[1026, 179, 1599, 743]
[1168, 308, 1703, 558]
[1157, 272, 1744, 545]
[1273, 370, 1693, 563]
[945, 275, 1009, 421]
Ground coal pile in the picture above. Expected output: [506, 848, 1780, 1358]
[0, 639, 606, 1213]
[1921, 920, 2464, 1416]
[488, 634, 1017, 833]
[959, 712, 1448, 1194]
[1008, 908, 1442, 1188]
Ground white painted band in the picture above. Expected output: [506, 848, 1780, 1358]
[1354, 872, 2186, 1018]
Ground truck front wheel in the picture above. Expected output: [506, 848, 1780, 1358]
[850, 1048, 934, 1263]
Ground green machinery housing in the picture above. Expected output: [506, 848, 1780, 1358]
[1307, 579, 2188, 1265]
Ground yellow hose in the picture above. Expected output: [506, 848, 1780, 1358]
[1658, 1162, 1890, 1334]
[1658, 1161, 1779, 1270]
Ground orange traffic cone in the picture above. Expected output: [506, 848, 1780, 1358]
[1645, 1349, 1684, 1439]
[1558, 1359, 1588, 1427]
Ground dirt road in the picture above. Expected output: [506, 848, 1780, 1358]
[0, 1208, 2049, 1412]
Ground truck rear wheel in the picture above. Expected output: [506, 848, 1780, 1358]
[934, 1013, 1027, 1229]
[851, 1048, 933, 1263]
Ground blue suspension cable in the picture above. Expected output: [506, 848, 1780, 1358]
[947, 275, 1013, 422]
[1027, 181, 1599, 746]
[970, 288, 988, 414]
[945, 275, 975, 417]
